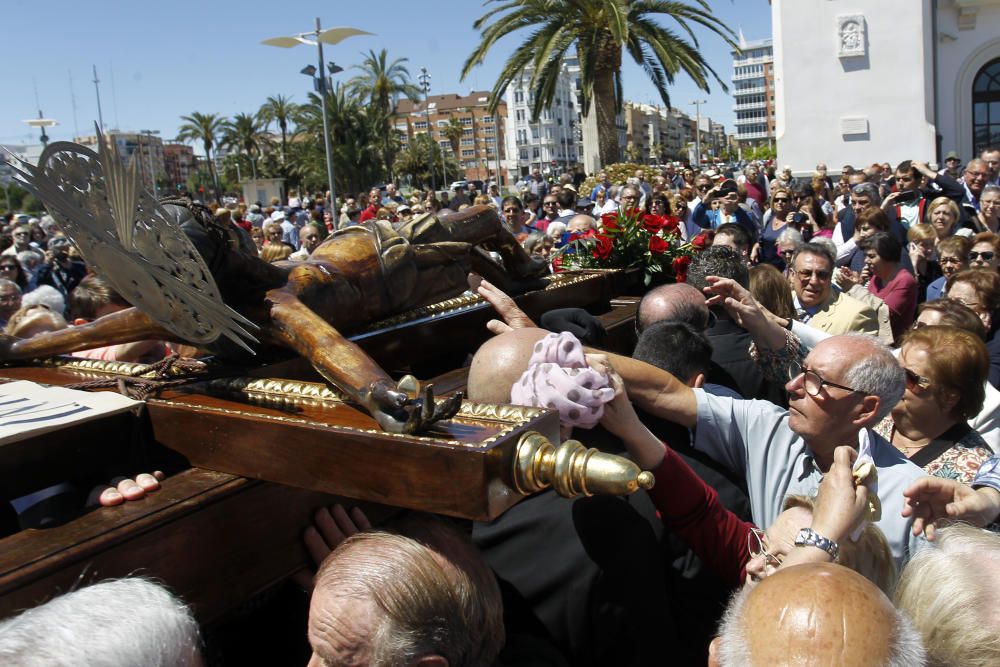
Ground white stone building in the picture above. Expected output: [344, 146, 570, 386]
[773, 0, 1000, 174]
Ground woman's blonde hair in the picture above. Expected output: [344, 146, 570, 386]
[260, 244, 292, 263]
[782, 494, 897, 594]
[894, 523, 1000, 667]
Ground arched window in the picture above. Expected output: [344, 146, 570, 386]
[973, 57, 1000, 155]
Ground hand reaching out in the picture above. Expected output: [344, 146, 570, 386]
[472, 274, 537, 335]
[902, 477, 1000, 540]
[293, 504, 373, 591]
[810, 446, 868, 544]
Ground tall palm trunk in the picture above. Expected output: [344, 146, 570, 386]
[594, 39, 621, 167]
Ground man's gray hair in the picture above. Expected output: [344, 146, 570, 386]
[21, 285, 65, 315]
[851, 182, 882, 205]
[0, 278, 20, 295]
[775, 227, 803, 248]
[983, 184, 1000, 199]
[790, 242, 836, 273]
[687, 245, 750, 290]
[841, 333, 905, 422]
[716, 583, 926, 667]
[0, 577, 202, 666]
[315, 520, 504, 667]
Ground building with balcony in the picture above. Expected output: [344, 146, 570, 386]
[393, 91, 507, 185]
[623, 103, 726, 165]
[731, 36, 775, 149]
[74, 130, 165, 193]
[163, 142, 196, 191]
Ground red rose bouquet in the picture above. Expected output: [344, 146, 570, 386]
[561, 207, 694, 285]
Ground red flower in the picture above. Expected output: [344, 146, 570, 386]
[673, 255, 692, 283]
[691, 231, 713, 250]
[648, 235, 669, 255]
[551, 254, 564, 273]
[642, 214, 667, 233]
[601, 212, 619, 230]
[661, 215, 680, 234]
[592, 234, 614, 260]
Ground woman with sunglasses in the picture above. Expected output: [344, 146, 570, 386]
[0, 258, 29, 292]
[757, 186, 794, 268]
[870, 326, 992, 483]
[968, 231, 1000, 272]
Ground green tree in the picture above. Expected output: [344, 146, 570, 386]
[395, 133, 461, 190]
[443, 117, 465, 158]
[462, 0, 736, 167]
[348, 49, 422, 180]
[177, 112, 226, 198]
[258, 94, 298, 177]
[222, 112, 272, 180]
[293, 85, 383, 196]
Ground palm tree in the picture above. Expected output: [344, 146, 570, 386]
[461, 0, 737, 167]
[348, 49, 422, 179]
[177, 112, 226, 197]
[443, 117, 465, 159]
[222, 112, 271, 180]
[258, 95, 298, 176]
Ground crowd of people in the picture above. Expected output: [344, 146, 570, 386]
[2, 147, 1000, 665]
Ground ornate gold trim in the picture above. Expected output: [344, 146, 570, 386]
[147, 396, 544, 450]
[206, 377, 349, 403]
[33, 356, 197, 378]
[356, 270, 606, 333]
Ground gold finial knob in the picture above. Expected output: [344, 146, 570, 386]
[512, 431, 655, 498]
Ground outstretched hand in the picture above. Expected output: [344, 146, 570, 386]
[902, 477, 1000, 540]
[292, 504, 372, 591]
[472, 274, 537, 335]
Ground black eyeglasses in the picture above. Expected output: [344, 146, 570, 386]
[0, 265, 17, 271]
[543, 202, 559, 207]
[772, 197, 790, 203]
[787, 360, 863, 396]
[969, 251, 995, 261]
[939, 256, 964, 264]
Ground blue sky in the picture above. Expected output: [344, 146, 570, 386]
[0, 0, 771, 154]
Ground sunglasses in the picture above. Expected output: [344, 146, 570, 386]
[772, 197, 790, 203]
[969, 251, 995, 261]
[903, 367, 932, 392]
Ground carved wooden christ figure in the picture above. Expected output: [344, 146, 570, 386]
[6, 136, 547, 433]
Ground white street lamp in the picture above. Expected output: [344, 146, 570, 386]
[263, 21, 372, 217]
[23, 111, 58, 148]
[690, 100, 706, 167]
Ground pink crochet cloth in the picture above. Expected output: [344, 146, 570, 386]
[510, 332, 615, 428]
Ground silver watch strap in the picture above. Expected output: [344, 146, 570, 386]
[794, 527, 840, 560]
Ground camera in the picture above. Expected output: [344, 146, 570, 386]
[895, 189, 921, 204]
[790, 212, 807, 225]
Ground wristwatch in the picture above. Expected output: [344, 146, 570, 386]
[794, 528, 840, 560]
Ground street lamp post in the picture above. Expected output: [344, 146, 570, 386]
[418, 67, 436, 193]
[263, 21, 372, 221]
[690, 100, 706, 167]
[23, 111, 58, 149]
[141, 129, 160, 198]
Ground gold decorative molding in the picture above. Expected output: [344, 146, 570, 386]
[147, 395, 546, 450]
[34, 356, 201, 378]
[356, 270, 606, 333]
[206, 376, 349, 404]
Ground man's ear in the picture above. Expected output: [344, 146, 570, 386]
[854, 394, 881, 427]
[690, 372, 706, 389]
[413, 656, 448, 667]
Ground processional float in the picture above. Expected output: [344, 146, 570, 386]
[0, 129, 650, 621]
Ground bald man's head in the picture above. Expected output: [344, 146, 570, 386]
[636, 283, 710, 333]
[467, 328, 548, 403]
[713, 563, 925, 666]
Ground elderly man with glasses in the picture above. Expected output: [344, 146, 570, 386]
[789, 243, 879, 337]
